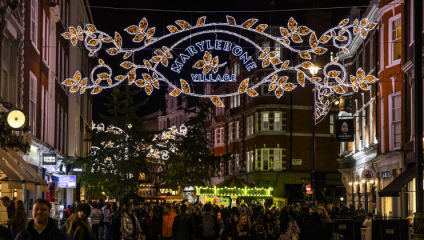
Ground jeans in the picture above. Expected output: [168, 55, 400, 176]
[92, 224, 100, 240]
[104, 222, 111, 240]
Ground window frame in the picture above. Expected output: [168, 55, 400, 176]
[388, 14, 402, 67]
[31, 0, 38, 48]
[389, 91, 401, 151]
[29, 71, 37, 135]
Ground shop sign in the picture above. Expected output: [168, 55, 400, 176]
[335, 119, 354, 142]
[57, 175, 76, 188]
[42, 153, 57, 165]
[292, 159, 302, 165]
[382, 171, 391, 179]
[72, 167, 83, 172]
[361, 168, 376, 181]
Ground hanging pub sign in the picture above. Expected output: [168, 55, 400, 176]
[60, 16, 379, 123]
[335, 119, 354, 142]
[361, 168, 376, 181]
[42, 153, 57, 165]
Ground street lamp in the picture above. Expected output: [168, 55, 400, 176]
[5, 109, 27, 130]
[309, 66, 321, 76]
[340, 197, 344, 201]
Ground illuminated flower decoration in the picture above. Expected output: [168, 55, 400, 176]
[349, 67, 378, 92]
[61, 71, 88, 94]
[268, 75, 297, 99]
[124, 17, 156, 45]
[61, 26, 87, 46]
[259, 48, 282, 68]
[133, 72, 160, 95]
[149, 46, 173, 67]
[193, 51, 227, 74]
[352, 18, 377, 39]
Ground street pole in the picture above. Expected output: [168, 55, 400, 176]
[414, 0, 424, 238]
[312, 87, 316, 207]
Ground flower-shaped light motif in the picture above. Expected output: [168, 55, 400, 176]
[61, 71, 89, 94]
[124, 17, 156, 44]
[133, 72, 160, 95]
[259, 48, 281, 68]
[352, 18, 377, 39]
[349, 67, 378, 92]
[193, 51, 226, 74]
[268, 75, 297, 99]
[149, 46, 173, 67]
[62, 26, 86, 46]
[279, 18, 311, 45]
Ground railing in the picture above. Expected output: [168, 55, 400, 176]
[360, 228, 371, 240]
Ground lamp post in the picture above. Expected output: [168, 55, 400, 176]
[309, 66, 320, 207]
[4, 109, 28, 130]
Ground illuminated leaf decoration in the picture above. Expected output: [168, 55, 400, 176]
[62, 79, 75, 86]
[139, 18, 148, 32]
[115, 75, 126, 81]
[242, 19, 258, 28]
[314, 47, 327, 54]
[335, 77, 343, 83]
[135, 80, 147, 88]
[290, 33, 303, 43]
[335, 36, 347, 41]
[262, 59, 271, 68]
[146, 27, 155, 38]
[152, 80, 159, 89]
[309, 32, 317, 49]
[128, 69, 136, 84]
[238, 79, 249, 93]
[357, 68, 365, 80]
[360, 28, 368, 39]
[86, 24, 97, 32]
[150, 56, 160, 63]
[338, 18, 349, 27]
[328, 70, 341, 78]
[62, 33, 73, 39]
[107, 48, 119, 55]
[310, 77, 322, 83]
[359, 81, 369, 90]
[255, 24, 268, 32]
[125, 25, 140, 34]
[364, 75, 378, 83]
[69, 27, 77, 35]
[360, 18, 368, 27]
[271, 58, 282, 65]
[97, 73, 109, 79]
[226, 16, 236, 25]
[91, 86, 102, 94]
[297, 71, 305, 87]
[123, 51, 132, 59]
[301, 61, 313, 69]
[269, 82, 277, 91]
[332, 57, 339, 63]
[102, 37, 113, 43]
[319, 35, 331, 43]
[197, 16, 206, 27]
[288, 17, 297, 31]
[300, 51, 311, 60]
[193, 60, 205, 69]
[353, 26, 360, 34]
[107, 78, 112, 85]
[282, 83, 296, 91]
[142, 73, 152, 83]
[115, 32, 122, 48]
[71, 37, 77, 46]
[281, 60, 290, 69]
[280, 27, 289, 37]
[81, 78, 88, 87]
[170, 88, 182, 97]
[210, 96, 224, 107]
[80, 87, 86, 94]
[161, 57, 168, 67]
[176, 20, 191, 30]
[145, 84, 153, 95]
[333, 86, 345, 94]
[247, 88, 259, 97]
[297, 26, 310, 35]
[342, 48, 349, 53]
[120, 61, 133, 69]
[167, 25, 179, 33]
[70, 84, 80, 93]
[350, 75, 358, 85]
[180, 79, 190, 93]
[278, 77, 288, 86]
[133, 33, 145, 42]
[352, 85, 359, 92]
[366, 23, 377, 30]
[144, 60, 152, 69]
[275, 86, 284, 99]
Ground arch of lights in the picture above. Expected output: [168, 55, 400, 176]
[61, 16, 378, 123]
[89, 122, 188, 178]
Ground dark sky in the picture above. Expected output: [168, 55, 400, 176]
[87, 0, 370, 122]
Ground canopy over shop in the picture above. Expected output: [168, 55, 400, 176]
[196, 177, 273, 207]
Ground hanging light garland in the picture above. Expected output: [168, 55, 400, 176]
[61, 16, 378, 122]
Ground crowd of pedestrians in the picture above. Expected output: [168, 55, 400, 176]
[0, 196, 413, 240]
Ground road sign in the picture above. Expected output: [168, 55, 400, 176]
[306, 184, 313, 194]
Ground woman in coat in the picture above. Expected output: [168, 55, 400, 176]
[11, 200, 27, 237]
[61, 203, 92, 240]
[279, 209, 300, 240]
[231, 213, 256, 240]
[143, 208, 161, 240]
[89, 203, 103, 240]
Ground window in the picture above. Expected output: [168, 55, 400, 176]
[274, 148, 280, 171]
[29, 72, 37, 135]
[274, 112, 281, 131]
[31, 0, 38, 47]
[410, 0, 414, 45]
[235, 121, 239, 139]
[262, 149, 269, 171]
[229, 123, 233, 141]
[380, 24, 384, 71]
[2, 37, 10, 100]
[42, 10, 45, 60]
[381, 97, 385, 153]
[389, 15, 401, 66]
[330, 114, 335, 134]
[370, 35, 374, 70]
[274, 43, 281, 59]
[231, 95, 240, 108]
[262, 112, 269, 131]
[215, 128, 224, 145]
[389, 92, 401, 150]
[247, 116, 254, 136]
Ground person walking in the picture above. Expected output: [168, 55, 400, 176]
[191, 206, 202, 240]
[263, 211, 276, 240]
[121, 203, 143, 240]
[142, 208, 161, 240]
[162, 204, 177, 240]
[231, 213, 256, 240]
[11, 200, 27, 238]
[279, 209, 300, 240]
[1, 197, 15, 229]
[201, 203, 219, 240]
[89, 203, 103, 240]
[15, 199, 66, 240]
[222, 212, 239, 240]
[295, 206, 310, 229]
[103, 203, 112, 240]
[61, 203, 93, 240]
[299, 212, 327, 240]
[111, 204, 122, 240]
[172, 204, 194, 240]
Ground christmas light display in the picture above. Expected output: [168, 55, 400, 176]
[61, 16, 378, 122]
[196, 186, 273, 197]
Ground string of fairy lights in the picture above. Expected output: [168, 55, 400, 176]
[89, 122, 188, 179]
[61, 15, 378, 123]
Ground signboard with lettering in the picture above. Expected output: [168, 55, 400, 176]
[361, 168, 376, 181]
[57, 175, 76, 188]
[336, 119, 354, 142]
[292, 159, 302, 165]
[42, 153, 57, 165]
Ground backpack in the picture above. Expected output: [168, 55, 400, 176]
[202, 214, 216, 237]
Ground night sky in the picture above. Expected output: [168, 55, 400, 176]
[87, 0, 370, 122]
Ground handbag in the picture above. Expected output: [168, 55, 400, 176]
[291, 220, 299, 240]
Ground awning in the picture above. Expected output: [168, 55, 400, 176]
[6, 147, 49, 192]
[166, 196, 183, 202]
[0, 157, 23, 186]
[0, 149, 37, 183]
[378, 166, 415, 197]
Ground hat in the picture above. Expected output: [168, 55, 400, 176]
[76, 203, 91, 217]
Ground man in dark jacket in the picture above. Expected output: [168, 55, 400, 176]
[299, 212, 327, 240]
[201, 204, 219, 240]
[15, 199, 66, 240]
[295, 206, 310, 229]
[1, 196, 15, 228]
[172, 204, 195, 240]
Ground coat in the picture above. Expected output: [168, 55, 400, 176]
[15, 217, 66, 240]
[60, 216, 93, 240]
[299, 221, 327, 240]
[279, 220, 300, 240]
[172, 214, 195, 240]
[162, 211, 177, 237]
[121, 211, 143, 239]
[142, 216, 161, 239]
[103, 208, 112, 223]
[89, 209, 102, 225]
[11, 209, 27, 234]
[231, 224, 256, 240]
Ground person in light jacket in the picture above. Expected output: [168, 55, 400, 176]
[89, 203, 103, 240]
[362, 213, 373, 240]
[103, 203, 112, 240]
[121, 203, 143, 240]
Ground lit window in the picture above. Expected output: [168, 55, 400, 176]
[389, 15, 401, 65]
[235, 121, 239, 139]
[262, 112, 269, 131]
[389, 92, 401, 150]
[229, 123, 233, 141]
[274, 112, 281, 131]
